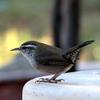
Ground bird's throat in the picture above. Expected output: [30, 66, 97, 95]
[21, 52, 37, 68]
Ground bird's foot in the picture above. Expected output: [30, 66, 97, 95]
[36, 78, 64, 83]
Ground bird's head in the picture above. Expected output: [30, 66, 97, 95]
[11, 41, 38, 59]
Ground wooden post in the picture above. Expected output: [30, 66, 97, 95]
[52, 0, 80, 71]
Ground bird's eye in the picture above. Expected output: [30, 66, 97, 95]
[21, 46, 28, 49]
[26, 45, 37, 49]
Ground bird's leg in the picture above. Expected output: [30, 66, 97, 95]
[48, 73, 64, 83]
[36, 78, 53, 83]
[36, 67, 65, 83]
[36, 64, 73, 83]
[48, 64, 74, 83]
[36, 72, 64, 83]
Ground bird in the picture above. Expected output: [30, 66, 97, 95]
[11, 40, 94, 83]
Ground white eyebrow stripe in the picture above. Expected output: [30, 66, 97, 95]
[23, 45, 37, 48]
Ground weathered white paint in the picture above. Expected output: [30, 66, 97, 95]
[23, 70, 100, 100]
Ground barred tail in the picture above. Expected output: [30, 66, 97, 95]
[63, 40, 94, 64]
[65, 40, 94, 54]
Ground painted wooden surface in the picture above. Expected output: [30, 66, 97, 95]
[23, 70, 100, 100]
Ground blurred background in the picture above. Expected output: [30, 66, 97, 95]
[0, 0, 99, 100]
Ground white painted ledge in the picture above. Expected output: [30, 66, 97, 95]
[23, 70, 100, 100]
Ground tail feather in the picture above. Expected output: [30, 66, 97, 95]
[63, 40, 94, 64]
[66, 40, 94, 54]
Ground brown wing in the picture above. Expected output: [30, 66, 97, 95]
[35, 44, 67, 66]
[35, 55, 67, 66]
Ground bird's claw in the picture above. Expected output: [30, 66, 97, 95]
[36, 78, 64, 83]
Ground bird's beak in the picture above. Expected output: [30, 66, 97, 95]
[10, 47, 20, 51]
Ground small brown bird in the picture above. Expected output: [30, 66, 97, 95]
[11, 40, 94, 83]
